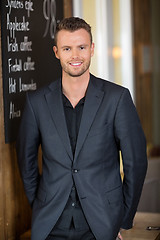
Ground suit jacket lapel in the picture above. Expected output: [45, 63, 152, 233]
[74, 76, 104, 161]
[45, 79, 73, 161]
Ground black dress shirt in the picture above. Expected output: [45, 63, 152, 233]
[53, 94, 89, 231]
[63, 94, 85, 155]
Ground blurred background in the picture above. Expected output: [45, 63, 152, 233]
[73, 0, 160, 214]
[0, 0, 160, 239]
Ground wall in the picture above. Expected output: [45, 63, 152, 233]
[132, 0, 160, 213]
[79, 0, 134, 96]
[82, 0, 98, 76]
[132, 0, 152, 143]
[151, 0, 160, 146]
[0, 25, 32, 239]
[112, 0, 122, 86]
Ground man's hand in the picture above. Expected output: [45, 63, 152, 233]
[116, 231, 123, 240]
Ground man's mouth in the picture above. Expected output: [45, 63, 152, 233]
[69, 62, 82, 67]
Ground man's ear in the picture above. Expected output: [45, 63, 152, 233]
[53, 46, 59, 59]
[91, 43, 95, 57]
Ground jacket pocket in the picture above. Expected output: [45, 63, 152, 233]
[105, 185, 123, 205]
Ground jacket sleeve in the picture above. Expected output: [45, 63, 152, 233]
[114, 88, 148, 229]
[16, 92, 40, 206]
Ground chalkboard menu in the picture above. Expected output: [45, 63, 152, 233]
[0, 0, 64, 143]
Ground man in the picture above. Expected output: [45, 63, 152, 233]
[17, 17, 147, 240]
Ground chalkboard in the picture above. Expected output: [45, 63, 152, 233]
[0, 0, 64, 143]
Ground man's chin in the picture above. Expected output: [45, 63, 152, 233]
[68, 68, 89, 78]
[69, 73, 84, 77]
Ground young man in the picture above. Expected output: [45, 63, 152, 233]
[17, 17, 147, 240]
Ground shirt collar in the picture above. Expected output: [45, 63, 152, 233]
[62, 93, 85, 108]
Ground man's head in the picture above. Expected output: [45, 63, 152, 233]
[53, 17, 94, 78]
[54, 17, 93, 46]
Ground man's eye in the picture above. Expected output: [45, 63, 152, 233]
[64, 48, 70, 51]
[80, 46, 85, 50]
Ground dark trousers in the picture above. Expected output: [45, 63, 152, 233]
[45, 224, 96, 240]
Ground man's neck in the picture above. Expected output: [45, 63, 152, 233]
[62, 72, 90, 108]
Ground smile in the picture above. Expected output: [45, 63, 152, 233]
[69, 62, 82, 67]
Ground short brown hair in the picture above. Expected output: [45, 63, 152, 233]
[54, 17, 92, 46]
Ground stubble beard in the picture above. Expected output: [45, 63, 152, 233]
[61, 60, 91, 78]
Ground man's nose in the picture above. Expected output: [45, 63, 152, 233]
[71, 48, 79, 58]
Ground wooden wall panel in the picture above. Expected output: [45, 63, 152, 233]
[132, 0, 152, 143]
[0, 49, 31, 240]
[0, 1, 73, 239]
[64, 0, 73, 18]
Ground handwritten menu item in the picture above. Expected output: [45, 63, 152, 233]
[0, 0, 64, 143]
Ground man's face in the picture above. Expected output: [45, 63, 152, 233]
[53, 29, 94, 78]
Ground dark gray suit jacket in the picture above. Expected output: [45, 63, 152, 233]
[17, 74, 147, 240]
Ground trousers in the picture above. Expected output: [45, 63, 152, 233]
[45, 224, 96, 240]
